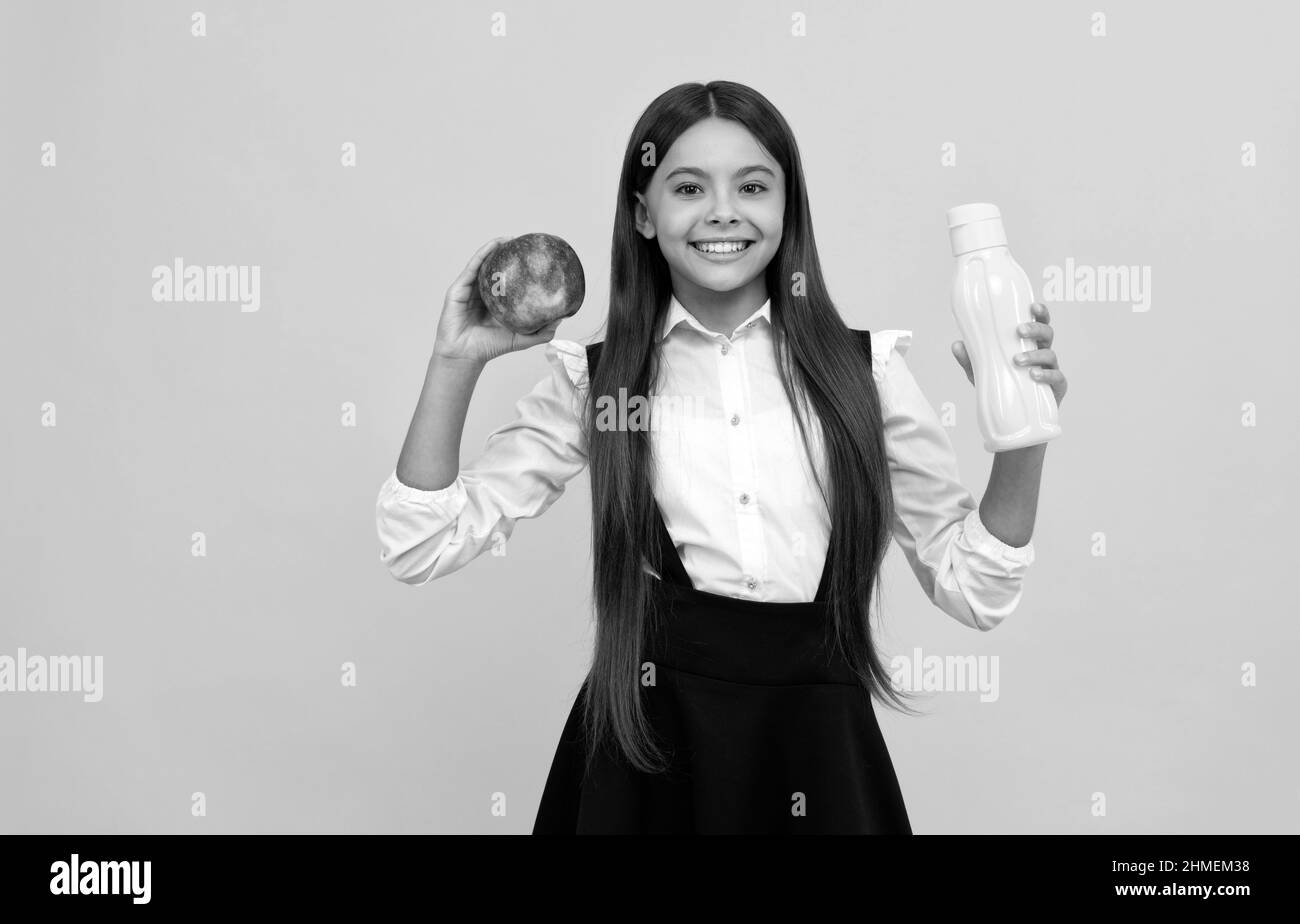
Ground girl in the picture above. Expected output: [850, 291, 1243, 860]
[376, 81, 1066, 835]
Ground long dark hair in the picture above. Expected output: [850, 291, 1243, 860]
[580, 80, 918, 776]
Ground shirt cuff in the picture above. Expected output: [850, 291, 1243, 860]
[963, 507, 1035, 566]
[381, 469, 467, 511]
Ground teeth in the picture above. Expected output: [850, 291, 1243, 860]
[692, 241, 751, 254]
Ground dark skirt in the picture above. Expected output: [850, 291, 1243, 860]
[532, 578, 913, 835]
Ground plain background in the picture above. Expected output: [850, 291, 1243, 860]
[2, 0, 1295, 834]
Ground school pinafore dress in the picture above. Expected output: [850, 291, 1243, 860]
[532, 332, 912, 835]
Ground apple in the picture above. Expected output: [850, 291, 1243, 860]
[476, 233, 586, 335]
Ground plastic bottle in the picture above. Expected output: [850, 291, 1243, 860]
[947, 202, 1062, 452]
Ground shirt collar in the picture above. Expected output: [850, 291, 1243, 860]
[656, 293, 772, 343]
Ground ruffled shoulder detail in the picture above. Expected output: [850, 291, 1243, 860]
[544, 338, 590, 393]
[869, 329, 913, 380]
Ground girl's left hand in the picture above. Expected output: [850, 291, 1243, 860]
[952, 301, 1067, 408]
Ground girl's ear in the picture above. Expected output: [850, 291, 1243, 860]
[633, 192, 655, 240]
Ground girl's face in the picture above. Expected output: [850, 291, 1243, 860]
[635, 117, 785, 303]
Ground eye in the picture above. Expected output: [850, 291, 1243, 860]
[675, 182, 767, 196]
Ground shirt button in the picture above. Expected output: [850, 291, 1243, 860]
[739, 492, 750, 505]
[720, 343, 729, 355]
[730, 413, 740, 426]
[744, 576, 758, 590]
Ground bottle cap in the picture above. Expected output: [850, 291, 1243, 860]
[947, 202, 1008, 256]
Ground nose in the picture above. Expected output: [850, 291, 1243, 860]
[708, 189, 741, 226]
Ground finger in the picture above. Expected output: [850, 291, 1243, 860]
[952, 341, 974, 381]
[1016, 320, 1054, 347]
[1027, 367, 1064, 384]
[461, 237, 507, 278]
[515, 318, 564, 347]
[1013, 348, 1058, 368]
[451, 237, 511, 295]
[1031, 301, 1051, 325]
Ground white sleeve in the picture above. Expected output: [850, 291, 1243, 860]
[375, 339, 590, 585]
[874, 330, 1035, 631]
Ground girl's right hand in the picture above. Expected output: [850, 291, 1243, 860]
[432, 237, 564, 366]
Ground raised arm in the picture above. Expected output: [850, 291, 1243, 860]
[376, 238, 579, 584]
[394, 237, 563, 492]
[875, 330, 1036, 631]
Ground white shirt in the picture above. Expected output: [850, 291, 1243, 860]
[375, 295, 1035, 631]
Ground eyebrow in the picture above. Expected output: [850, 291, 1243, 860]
[663, 165, 776, 182]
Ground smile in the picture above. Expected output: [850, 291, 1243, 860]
[689, 241, 753, 255]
